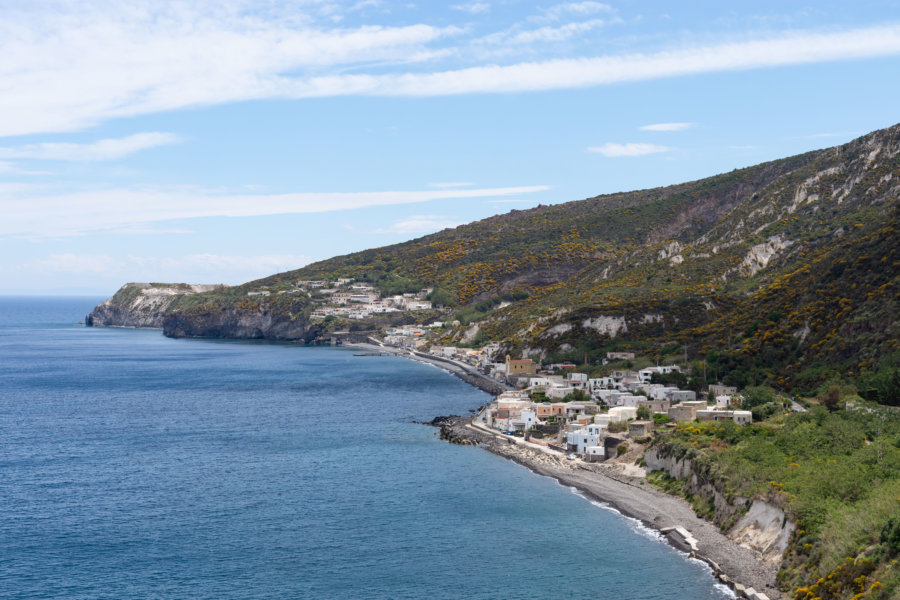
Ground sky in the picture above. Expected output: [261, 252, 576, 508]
[2, 0, 900, 294]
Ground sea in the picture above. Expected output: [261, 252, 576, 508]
[0, 297, 734, 599]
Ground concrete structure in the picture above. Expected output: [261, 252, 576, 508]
[638, 398, 670, 414]
[682, 400, 708, 409]
[584, 446, 605, 462]
[505, 356, 536, 376]
[697, 409, 753, 425]
[606, 351, 635, 360]
[668, 404, 698, 421]
[628, 420, 654, 437]
[709, 384, 738, 397]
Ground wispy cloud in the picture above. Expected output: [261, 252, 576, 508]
[376, 215, 463, 235]
[0, 4, 460, 137]
[489, 19, 608, 45]
[3, 184, 550, 238]
[544, 2, 613, 19]
[639, 122, 695, 132]
[2, 2, 899, 138]
[451, 2, 490, 14]
[587, 143, 671, 157]
[0, 133, 180, 162]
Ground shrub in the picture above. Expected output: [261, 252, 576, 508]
[882, 517, 900, 555]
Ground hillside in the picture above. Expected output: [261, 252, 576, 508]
[89, 123, 899, 393]
[258, 123, 900, 394]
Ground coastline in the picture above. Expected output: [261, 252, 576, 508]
[356, 342, 784, 599]
[347, 341, 510, 396]
[441, 415, 783, 600]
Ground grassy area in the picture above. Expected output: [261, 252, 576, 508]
[651, 401, 900, 599]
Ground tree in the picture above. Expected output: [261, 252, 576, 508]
[427, 287, 455, 308]
[636, 405, 652, 420]
[821, 385, 842, 412]
[740, 385, 779, 410]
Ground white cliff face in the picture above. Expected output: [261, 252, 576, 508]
[730, 501, 796, 568]
[543, 323, 572, 337]
[740, 235, 793, 277]
[582, 316, 627, 337]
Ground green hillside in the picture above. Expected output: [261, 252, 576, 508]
[244, 123, 900, 395]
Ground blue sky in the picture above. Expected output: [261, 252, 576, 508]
[2, 0, 900, 294]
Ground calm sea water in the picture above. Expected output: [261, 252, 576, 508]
[0, 297, 733, 599]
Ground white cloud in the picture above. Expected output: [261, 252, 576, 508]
[2, 3, 900, 137]
[587, 143, 671, 157]
[639, 122, 695, 132]
[495, 19, 607, 45]
[331, 26, 900, 96]
[376, 215, 463, 234]
[451, 2, 490, 14]
[2, 184, 550, 238]
[0, 133, 181, 161]
[546, 2, 613, 18]
[0, 3, 460, 137]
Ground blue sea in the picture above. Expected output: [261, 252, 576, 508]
[0, 297, 733, 599]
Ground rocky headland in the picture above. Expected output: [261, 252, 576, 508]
[86, 282, 321, 341]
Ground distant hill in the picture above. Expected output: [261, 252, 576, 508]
[90, 123, 900, 394]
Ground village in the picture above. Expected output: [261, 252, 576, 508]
[476, 355, 750, 462]
[374, 320, 753, 462]
[298, 279, 434, 320]
[289, 276, 755, 463]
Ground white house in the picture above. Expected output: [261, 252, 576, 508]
[669, 390, 697, 403]
[608, 406, 638, 422]
[547, 386, 576, 400]
[511, 409, 538, 431]
[566, 430, 602, 454]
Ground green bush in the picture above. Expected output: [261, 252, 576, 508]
[883, 517, 900, 555]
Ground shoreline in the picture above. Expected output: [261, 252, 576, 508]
[346, 341, 511, 396]
[357, 342, 783, 599]
[442, 415, 783, 600]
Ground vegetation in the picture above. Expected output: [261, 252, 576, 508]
[650, 394, 900, 599]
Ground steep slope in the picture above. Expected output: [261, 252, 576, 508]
[88, 123, 900, 390]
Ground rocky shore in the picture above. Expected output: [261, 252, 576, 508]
[431, 415, 784, 600]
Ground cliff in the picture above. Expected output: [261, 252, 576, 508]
[85, 283, 224, 329]
[86, 281, 321, 341]
[644, 446, 794, 569]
